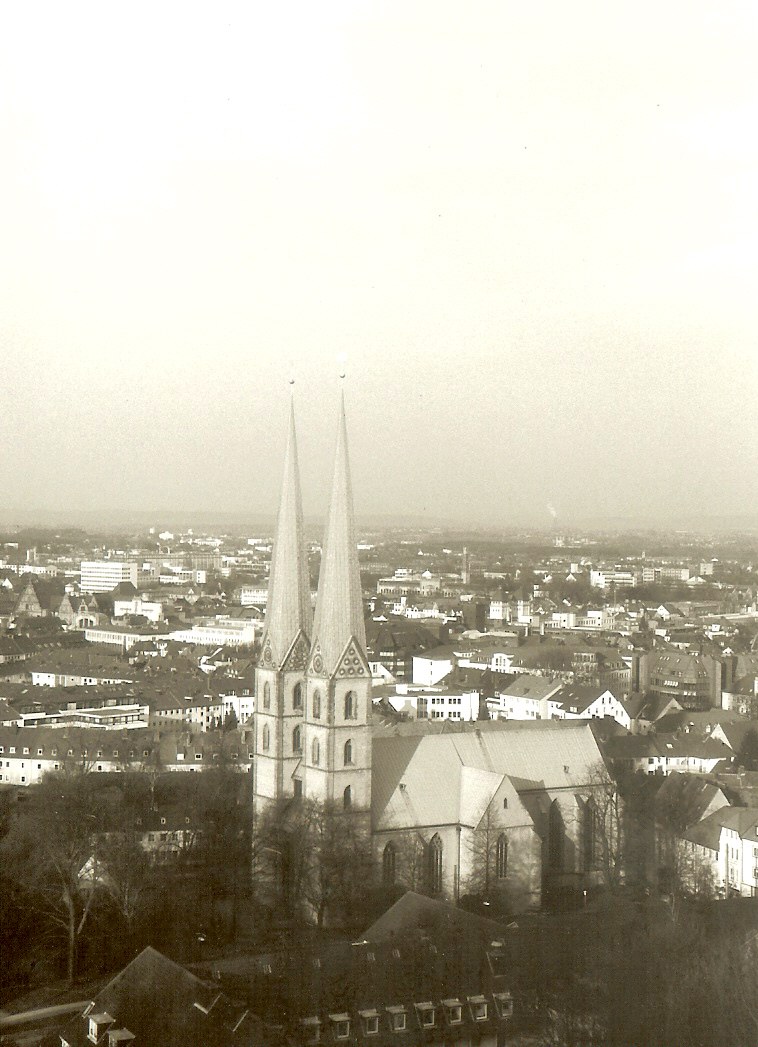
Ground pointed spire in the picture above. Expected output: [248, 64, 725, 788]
[311, 390, 366, 675]
[262, 391, 312, 665]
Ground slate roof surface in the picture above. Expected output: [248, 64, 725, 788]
[58, 946, 262, 1047]
[362, 891, 507, 943]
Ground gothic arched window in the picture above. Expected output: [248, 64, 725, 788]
[582, 797, 597, 872]
[344, 739, 353, 765]
[311, 738, 320, 766]
[496, 833, 508, 879]
[343, 785, 352, 809]
[292, 725, 302, 753]
[312, 689, 321, 719]
[293, 682, 303, 710]
[383, 842, 397, 886]
[344, 691, 357, 720]
[428, 834, 443, 894]
[263, 682, 271, 710]
[549, 799, 564, 872]
[262, 724, 270, 751]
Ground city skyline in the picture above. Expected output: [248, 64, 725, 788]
[1, 2, 757, 526]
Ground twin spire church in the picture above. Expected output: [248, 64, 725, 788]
[253, 388, 372, 817]
[253, 386, 608, 909]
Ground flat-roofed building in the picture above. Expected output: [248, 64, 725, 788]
[81, 561, 138, 593]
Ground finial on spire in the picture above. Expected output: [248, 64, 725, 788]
[289, 365, 295, 391]
[337, 352, 346, 381]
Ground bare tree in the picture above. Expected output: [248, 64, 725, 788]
[0, 769, 106, 982]
[583, 760, 625, 890]
[464, 799, 508, 902]
[254, 797, 374, 927]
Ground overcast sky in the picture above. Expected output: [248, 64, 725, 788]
[1, 1, 757, 529]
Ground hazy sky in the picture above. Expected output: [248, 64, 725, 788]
[1, 2, 757, 528]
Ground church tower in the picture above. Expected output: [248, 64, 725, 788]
[303, 389, 372, 812]
[253, 391, 312, 816]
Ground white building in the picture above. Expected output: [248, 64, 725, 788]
[168, 617, 259, 648]
[113, 597, 164, 623]
[385, 684, 480, 721]
[80, 561, 138, 593]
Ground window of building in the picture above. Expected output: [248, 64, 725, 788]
[389, 1010, 406, 1032]
[37, 748, 43, 755]
[361, 1013, 379, 1035]
[496, 833, 508, 879]
[549, 799, 564, 872]
[312, 689, 321, 719]
[293, 682, 303, 710]
[344, 739, 353, 765]
[294, 779, 303, 799]
[311, 738, 320, 766]
[383, 841, 397, 886]
[262, 725, 270, 751]
[582, 797, 597, 872]
[343, 785, 352, 809]
[428, 834, 443, 894]
[293, 725, 302, 753]
[263, 682, 271, 710]
[344, 690, 356, 720]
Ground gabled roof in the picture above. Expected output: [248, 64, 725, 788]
[373, 720, 604, 830]
[59, 946, 260, 1047]
[362, 891, 507, 943]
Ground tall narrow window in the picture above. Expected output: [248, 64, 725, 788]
[344, 739, 353, 765]
[343, 785, 352, 809]
[293, 725, 302, 753]
[549, 799, 564, 872]
[383, 842, 397, 886]
[344, 690, 356, 720]
[496, 833, 508, 879]
[311, 738, 320, 766]
[582, 797, 597, 872]
[263, 682, 271, 710]
[293, 682, 303, 710]
[312, 689, 321, 719]
[262, 724, 270, 751]
[428, 834, 443, 894]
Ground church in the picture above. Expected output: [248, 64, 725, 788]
[252, 387, 608, 911]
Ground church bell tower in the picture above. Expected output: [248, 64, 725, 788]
[303, 388, 372, 813]
[253, 390, 312, 817]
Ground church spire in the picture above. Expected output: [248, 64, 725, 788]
[261, 390, 312, 667]
[310, 389, 366, 677]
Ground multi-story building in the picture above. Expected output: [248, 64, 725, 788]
[637, 651, 722, 710]
[80, 561, 138, 593]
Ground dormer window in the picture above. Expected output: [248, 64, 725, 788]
[493, 991, 514, 1018]
[329, 1013, 350, 1040]
[386, 1006, 407, 1032]
[415, 1003, 435, 1028]
[442, 1000, 463, 1025]
[468, 995, 488, 1021]
[88, 1012, 115, 1044]
[359, 1009, 379, 1035]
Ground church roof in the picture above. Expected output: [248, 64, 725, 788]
[373, 720, 604, 830]
[261, 396, 312, 666]
[310, 392, 366, 675]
